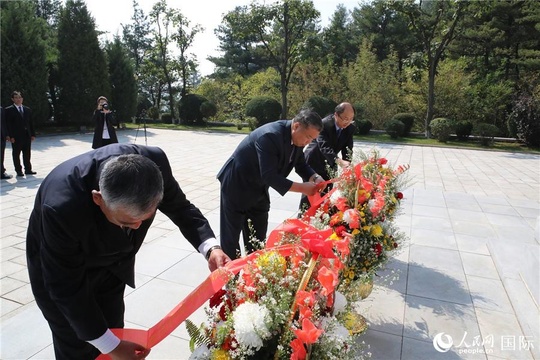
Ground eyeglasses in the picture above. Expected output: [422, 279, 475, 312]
[336, 113, 353, 124]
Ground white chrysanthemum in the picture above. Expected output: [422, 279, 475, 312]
[189, 344, 210, 359]
[333, 291, 347, 315]
[330, 189, 344, 205]
[232, 302, 271, 350]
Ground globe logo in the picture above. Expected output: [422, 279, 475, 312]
[433, 332, 453, 352]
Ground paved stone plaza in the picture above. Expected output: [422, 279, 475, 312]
[1, 128, 538, 359]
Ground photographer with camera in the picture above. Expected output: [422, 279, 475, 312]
[92, 96, 118, 149]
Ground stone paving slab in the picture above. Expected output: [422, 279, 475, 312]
[1, 128, 538, 359]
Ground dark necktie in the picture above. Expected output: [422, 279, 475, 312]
[18, 106, 23, 115]
[289, 145, 296, 164]
[337, 128, 342, 138]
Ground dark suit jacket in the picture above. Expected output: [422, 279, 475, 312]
[217, 120, 316, 209]
[303, 114, 355, 181]
[5, 104, 35, 142]
[26, 144, 215, 341]
[92, 110, 118, 149]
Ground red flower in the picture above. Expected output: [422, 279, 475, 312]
[294, 318, 323, 345]
[374, 243, 383, 256]
[290, 338, 307, 360]
[334, 225, 347, 237]
[396, 192, 403, 199]
[334, 197, 349, 212]
[317, 266, 338, 296]
[378, 157, 388, 165]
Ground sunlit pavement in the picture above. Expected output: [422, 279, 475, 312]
[1, 128, 538, 359]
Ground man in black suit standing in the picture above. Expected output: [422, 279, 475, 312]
[1, 106, 12, 179]
[5, 90, 36, 176]
[299, 102, 356, 211]
[26, 143, 230, 359]
[217, 109, 325, 259]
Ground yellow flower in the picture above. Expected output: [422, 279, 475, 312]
[352, 229, 361, 236]
[256, 251, 287, 275]
[371, 224, 383, 237]
[212, 349, 231, 360]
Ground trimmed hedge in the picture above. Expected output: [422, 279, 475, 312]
[391, 113, 415, 136]
[245, 96, 282, 127]
[455, 120, 473, 140]
[384, 119, 405, 139]
[430, 117, 455, 142]
[302, 96, 337, 119]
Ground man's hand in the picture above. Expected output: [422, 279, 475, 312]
[208, 248, 230, 271]
[108, 340, 150, 360]
[337, 159, 350, 168]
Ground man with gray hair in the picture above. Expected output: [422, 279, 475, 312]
[26, 143, 229, 359]
[217, 109, 325, 260]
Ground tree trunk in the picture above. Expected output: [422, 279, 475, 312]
[425, 61, 436, 138]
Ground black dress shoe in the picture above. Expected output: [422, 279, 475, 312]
[25, 171, 37, 175]
[16, 172, 24, 177]
[1, 173, 12, 179]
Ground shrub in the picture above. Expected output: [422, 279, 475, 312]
[178, 94, 209, 125]
[302, 96, 337, 119]
[391, 113, 415, 136]
[200, 101, 217, 119]
[245, 96, 282, 127]
[384, 119, 405, 139]
[473, 123, 499, 146]
[455, 120, 473, 140]
[508, 93, 540, 148]
[161, 113, 173, 124]
[429, 118, 455, 142]
[147, 106, 159, 121]
[355, 119, 373, 135]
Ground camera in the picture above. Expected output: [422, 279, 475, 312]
[102, 103, 109, 110]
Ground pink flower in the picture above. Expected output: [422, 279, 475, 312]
[343, 208, 360, 229]
[290, 338, 307, 360]
[294, 318, 323, 345]
[317, 266, 339, 296]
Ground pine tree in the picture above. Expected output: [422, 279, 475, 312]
[56, 0, 109, 124]
[1, 1, 48, 123]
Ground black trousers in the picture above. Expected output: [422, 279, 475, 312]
[31, 269, 126, 360]
[1, 139, 6, 173]
[220, 191, 270, 259]
[11, 139, 32, 173]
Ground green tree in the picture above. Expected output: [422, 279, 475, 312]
[170, 12, 203, 98]
[347, 39, 401, 129]
[106, 37, 138, 125]
[1, 1, 49, 123]
[122, 0, 152, 76]
[210, 6, 268, 78]
[249, 0, 320, 119]
[150, 0, 179, 120]
[320, 5, 355, 67]
[390, 0, 467, 136]
[56, 0, 109, 124]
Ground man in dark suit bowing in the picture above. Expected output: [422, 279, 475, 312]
[26, 143, 230, 359]
[217, 109, 325, 259]
[5, 90, 36, 177]
[299, 102, 356, 211]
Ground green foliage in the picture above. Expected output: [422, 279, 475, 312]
[391, 113, 415, 136]
[429, 118, 455, 142]
[302, 96, 337, 119]
[384, 119, 405, 139]
[106, 37, 137, 125]
[355, 119, 373, 135]
[200, 101, 217, 119]
[509, 92, 540, 148]
[455, 120, 473, 140]
[56, 0, 109, 124]
[1, 1, 49, 122]
[161, 113, 172, 124]
[178, 94, 209, 125]
[245, 96, 282, 127]
[473, 123, 500, 146]
[185, 319, 209, 352]
[347, 39, 401, 129]
[147, 106, 159, 121]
